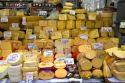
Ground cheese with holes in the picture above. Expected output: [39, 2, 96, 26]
[39, 20, 47, 27]
[59, 14, 67, 20]
[77, 14, 86, 20]
[51, 31, 62, 40]
[66, 20, 75, 29]
[23, 61, 38, 67]
[76, 20, 85, 29]
[89, 29, 99, 38]
[57, 21, 66, 30]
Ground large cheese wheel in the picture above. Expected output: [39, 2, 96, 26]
[85, 50, 97, 59]
[55, 69, 67, 78]
[92, 57, 103, 68]
[55, 53, 65, 59]
[92, 69, 103, 78]
[80, 71, 92, 79]
[39, 62, 54, 68]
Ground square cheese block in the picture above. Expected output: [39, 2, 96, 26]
[66, 20, 75, 30]
[62, 30, 70, 38]
[76, 14, 86, 20]
[39, 20, 48, 27]
[71, 29, 80, 38]
[88, 12, 97, 20]
[34, 26, 42, 34]
[11, 31, 19, 40]
[2, 50, 12, 58]
[59, 14, 67, 20]
[95, 20, 102, 28]
[86, 21, 95, 28]
[47, 20, 57, 31]
[39, 30, 49, 39]
[51, 31, 62, 40]
[57, 21, 66, 30]
[67, 15, 76, 20]
[76, 20, 85, 29]
[89, 29, 99, 39]
[1, 41, 12, 50]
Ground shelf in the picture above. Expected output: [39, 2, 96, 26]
[0, 0, 33, 2]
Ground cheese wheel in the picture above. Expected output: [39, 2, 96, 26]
[92, 69, 103, 78]
[39, 62, 54, 68]
[55, 69, 67, 78]
[80, 71, 92, 79]
[78, 45, 92, 53]
[113, 50, 125, 59]
[85, 50, 97, 59]
[92, 57, 103, 68]
[55, 53, 65, 58]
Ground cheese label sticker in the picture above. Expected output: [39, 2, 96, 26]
[26, 72, 33, 83]
[43, 50, 53, 56]
[7, 53, 20, 62]
[47, 28, 53, 34]
[1, 16, 8, 22]
[65, 58, 74, 65]
[70, 10, 76, 15]
[93, 43, 103, 50]
[101, 27, 112, 32]
[80, 26, 87, 30]
[4, 31, 12, 39]
[12, 23, 19, 28]
[80, 34, 88, 40]
[61, 39, 69, 43]
[28, 43, 37, 49]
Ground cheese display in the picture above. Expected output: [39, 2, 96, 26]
[76, 20, 85, 29]
[59, 14, 67, 20]
[39, 20, 48, 27]
[89, 29, 99, 39]
[0, 64, 9, 79]
[92, 69, 103, 78]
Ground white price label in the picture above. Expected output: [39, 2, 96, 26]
[101, 27, 112, 32]
[47, 28, 53, 34]
[43, 50, 53, 56]
[65, 58, 74, 65]
[80, 34, 88, 40]
[1, 16, 8, 22]
[26, 72, 33, 83]
[12, 23, 19, 28]
[29, 34, 36, 40]
[0, 60, 7, 65]
[22, 17, 27, 25]
[93, 43, 103, 50]
[39, 11, 47, 16]
[69, 78, 82, 83]
[70, 10, 76, 15]
[28, 43, 37, 49]
[4, 31, 12, 39]
[61, 39, 69, 43]
[80, 26, 87, 30]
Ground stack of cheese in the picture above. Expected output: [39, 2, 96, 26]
[61, 2, 74, 13]
[7, 52, 23, 82]
[22, 51, 40, 80]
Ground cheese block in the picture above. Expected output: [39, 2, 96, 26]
[19, 31, 25, 39]
[66, 20, 75, 30]
[1, 41, 12, 50]
[100, 32, 108, 37]
[51, 31, 62, 40]
[7, 52, 23, 65]
[2, 50, 12, 58]
[95, 20, 102, 28]
[0, 31, 3, 38]
[59, 14, 67, 20]
[8, 64, 22, 73]
[77, 14, 86, 20]
[92, 69, 103, 78]
[23, 61, 38, 67]
[57, 21, 66, 30]
[86, 21, 95, 28]
[76, 20, 85, 29]
[64, 2, 73, 7]
[22, 67, 38, 72]
[61, 9, 71, 13]
[11, 31, 19, 40]
[0, 65, 9, 79]
[75, 9, 86, 14]
[34, 26, 42, 34]
[80, 71, 92, 79]
[89, 29, 99, 39]
[39, 20, 48, 27]
[85, 50, 97, 59]
[112, 70, 125, 81]
[39, 30, 49, 39]
[92, 57, 103, 68]
[55, 69, 67, 78]
[47, 20, 57, 31]
[39, 62, 54, 68]
[113, 50, 125, 59]
[105, 47, 118, 56]
[78, 45, 92, 53]
[62, 30, 70, 38]
[63, 6, 72, 9]
[39, 70, 54, 80]
[71, 29, 80, 38]
[88, 12, 97, 20]
[67, 15, 76, 20]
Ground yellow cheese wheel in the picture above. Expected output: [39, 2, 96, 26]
[55, 69, 67, 78]
[78, 45, 92, 53]
[92, 69, 103, 78]
[54, 61, 66, 69]
[92, 57, 103, 68]
[85, 50, 97, 59]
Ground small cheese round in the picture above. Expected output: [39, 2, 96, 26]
[55, 69, 67, 78]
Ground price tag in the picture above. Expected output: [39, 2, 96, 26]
[80, 26, 87, 30]
[28, 43, 37, 49]
[12, 23, 19, 28]
[101, 27, 112, 32]
[0, 60, 7, 65]
[69, 78, 82, 83]
[120, 22, 125, 28]
[70, 10, 76, 15]
[29, 34, 36, 40]
[93, 43, 103, 50]
[22, 17, 27, 25]
[4, 31, 12, 39]
[47, 28, 53, 34]
[1, 16, 8, 22]
[26, 72, 33, 83]
[65, 58, 74, 65]
[7, 53, 20, 62]
[61, 39, 69, 43]
[43, 50, 53, 56]
[80, 34, 88, 40]
[56, 56, 66, 61]
[39, 11, 47, 16]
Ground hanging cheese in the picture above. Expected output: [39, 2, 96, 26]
[59, 14, 67, 20]
[66, 20, 75, 30]
[39, 70, 54, 80]
[51, 31, 62, 40]
[86, 21, 95, 28]
[77, 14, 86, 20]
[92, 57, 103, 68]
[92, 69, 103, 78]
[62, 30, 70, 38]
[75, 9, 86, 14]
[67, 15, 76, 20]
[57, 21, 66, 30]
[89, 29, 99, 39]
[48, 20, 57, 31]
[55, 69, 67, 78]
[39, 20, 48, 27]
[85, 50, 97, 59]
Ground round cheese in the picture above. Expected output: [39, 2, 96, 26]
[85, 50, 97, 59]
[55, 69, 67, 78]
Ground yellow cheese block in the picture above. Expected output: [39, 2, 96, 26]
[71, 29, 80, 38]
[67, 15, 76, 20]
[89, 29, 99, 39]
[95, 20, 102, 28]
[59, 14, 67, 20]
[11, 31, 19, 40]
[57, 21, 66, 30]
[75, 9, 86, 13]
[1, 41, 12, 50]
[19, 31, 25, 39]
[66, 20, 75, 30]
[51, 31, 62, 40]
[61, 30, 70, 38]
[77, 14, 86, 20]
[39, 20, 48, 27]
[2, 50, 12, 58]
[39, 30, 49, 39]
[48, 20, 57, 31]
[86, 21, 95, 28]
[34, 26, 42, 34]
[25, 29, 32, 39]
[88, 12, 97, 20]
[63, 6, 72, 9]
[76, 20, 85, 29]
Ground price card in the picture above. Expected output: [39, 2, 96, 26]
[69, 78, 82, 83]
[12, 23, 19, 28]
[28, 43, 37, 49]
[70, 10, 76, 15]
[26, 72, 33, 83]
[1, 16, 8, 22]
[39, 11, 47, 16]
[0, 60, 7, 65]
[22, 17, 27, 25]
[80, 26, 87, 30]
[29, 34, 36, 40]
[61, 39, 69, 43]
[43, 50, 53, 56]
[4, 31, 12, 39]
[65, 58, 74, 65]
[101, 27, 112, 32]
[93, 43, 103, 50]
[80, 34, 88, 40]
[47, 28, 53, 34]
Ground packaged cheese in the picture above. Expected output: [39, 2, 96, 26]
[67, 15, 76, 20]
[71, 29, 80, 38]
[47, 20, 57, 31]
[57, 21, 66, 30]
[39, 30, 49, 39]
[77, 14, 86, 20]
[59, 14, 67, 20]
[76, 20, 85, 29]
[89, 29, 99, 39]
[51, 31, 62, 40]
[39, 20, 48, 27]
[95, 20, 102, 28]
[66, 20, 75, 30]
